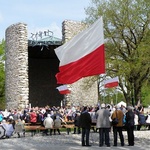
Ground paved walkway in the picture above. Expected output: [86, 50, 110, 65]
[0, 131, 150, 150]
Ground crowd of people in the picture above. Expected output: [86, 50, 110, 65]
[0, 103, 150, 147]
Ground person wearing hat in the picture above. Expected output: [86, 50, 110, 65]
[96, 103, 111, 147]
[79, 106, 92, 147]
[53, 115, 61, 135]
[43, 114, 54, 135]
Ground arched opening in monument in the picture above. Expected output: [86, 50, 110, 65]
[28, 38, 64, 107]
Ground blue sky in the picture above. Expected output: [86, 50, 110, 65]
[0, 0, 91, 40]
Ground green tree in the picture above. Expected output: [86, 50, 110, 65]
[0, 39, 5, 109]
[141, 80, 150, 107]
[85, 0, 150, 105]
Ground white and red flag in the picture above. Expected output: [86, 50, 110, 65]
[54, 17, 105, 84]
[104, 76, 119, 88]
[56, 85, 71, 94]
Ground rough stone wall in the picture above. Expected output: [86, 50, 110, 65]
[62, 20, 99, 107]
[5, 23, 28, 110]
[62, 20, 87, 43]
[5, 20, 98, 109]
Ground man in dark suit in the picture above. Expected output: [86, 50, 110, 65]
[79, 106, 92, 147]
[125, 106, 135, 146]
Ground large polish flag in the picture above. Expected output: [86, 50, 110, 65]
[54, 17, 105, 84]
[104, 77, 119, 88]
[56, 85, 71, 94]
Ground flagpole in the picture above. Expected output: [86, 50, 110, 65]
[104, 88, 106, 103]
[115, 87, 118, 105]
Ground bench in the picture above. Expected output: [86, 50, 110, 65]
[24, 125, 41, 136]
[24, 122, 75, 136]
[135, 123, 150, 130]
[24, 125, 41, 130]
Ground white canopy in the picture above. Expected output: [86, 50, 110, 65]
[117, 101, 126, 107]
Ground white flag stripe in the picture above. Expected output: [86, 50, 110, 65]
[104, 76, 119, 84]
[55, 17, 104, 66]
[56, 85, 68, 91]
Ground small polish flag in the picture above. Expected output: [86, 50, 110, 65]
[56, 85, 71, 94]
[104, 77, 119, 88]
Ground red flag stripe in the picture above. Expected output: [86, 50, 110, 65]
[59, 89, 71, 94]
[56, 44, 105, 84]
[104, 81, 118, 88]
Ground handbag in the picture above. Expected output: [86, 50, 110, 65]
[112, 111, 119, 125]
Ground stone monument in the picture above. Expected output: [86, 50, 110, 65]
[5, 20, 99, 110]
